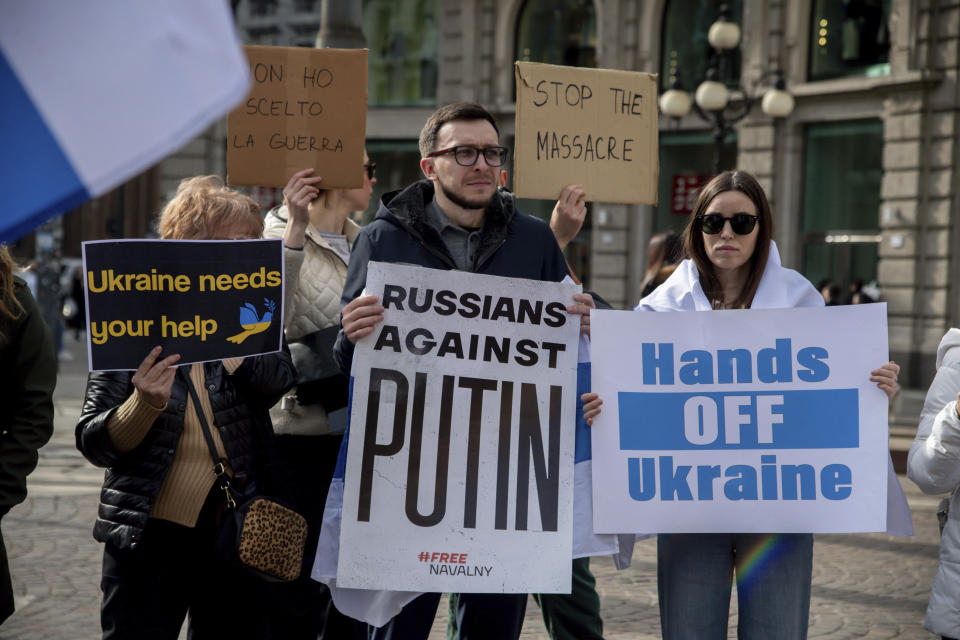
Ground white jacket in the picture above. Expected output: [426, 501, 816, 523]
[907, 328, 960, 636]
[263, 206, 360, 435]
[638, 241, 913, 537]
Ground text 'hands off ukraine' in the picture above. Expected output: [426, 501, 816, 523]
[337, 262, 581, 593]
[590, 304, 891, 535]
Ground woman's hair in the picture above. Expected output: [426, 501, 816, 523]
[158, 176, 263, 240]
[0, 246, 25, 345]
[682, 170, 773, 309]
[639, 231, 682, 294]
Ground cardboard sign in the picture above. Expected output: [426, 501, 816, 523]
[590, 305, 890, 534]
[513, 61, 658, 204]
[82, 239, 284, 371]
[337, 262, 581, 593]
[227, 46, 368, 188]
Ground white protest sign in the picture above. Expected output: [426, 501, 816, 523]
[590, 304, 890, 534]
[337, 262, 581, 592]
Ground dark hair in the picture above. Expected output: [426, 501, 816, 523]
[639, 231, 683, 297]
[419, 102, 500, 157]
[682, 170, 773, 309]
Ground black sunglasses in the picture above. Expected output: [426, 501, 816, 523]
[427, 145, 508, 167]
[697, 213, 760, 235]
[363, 162, 376, 180]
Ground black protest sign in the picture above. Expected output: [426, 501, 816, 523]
[82, 239, 283, 371]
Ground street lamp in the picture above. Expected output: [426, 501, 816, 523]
[658, 4, 794, 174]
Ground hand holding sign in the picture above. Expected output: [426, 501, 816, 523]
[131, 346, 181, 409]
[341, 294, 384, 343]
[281, 168, 323, 250]
[581, 392, 602, 426]
[550, 184, 587, 251]
[566, 292, 595, 336]
[870, 361, 900, 399]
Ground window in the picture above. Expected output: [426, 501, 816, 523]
[515, 0, 597, 68]
[514, 1, 596, 284]
[809, 0, 890, 81]
[292, 23, 320, 47]
[249, 0, 278, 17]
[660, 0, 742, 90]
[801, 120, 883, 296]
[246, 26, 280, 45]
[654, 132, 736, 234]
[293, 0, 317, 13]
[363, 0, 438, 106]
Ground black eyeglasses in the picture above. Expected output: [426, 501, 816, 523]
[697, 213, 760, 235]
[363, 162, 376, 180]
[427, 145, 508, 167]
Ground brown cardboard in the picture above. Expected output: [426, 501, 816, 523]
[227, 46, 368, 188]
[513, 61, 658, 205]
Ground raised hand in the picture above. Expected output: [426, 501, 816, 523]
[131, 346, 180, 409]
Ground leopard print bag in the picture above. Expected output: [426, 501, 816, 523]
[229, 495, 308, 582]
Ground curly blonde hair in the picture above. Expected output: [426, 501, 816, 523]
[158, 176, 263, 240]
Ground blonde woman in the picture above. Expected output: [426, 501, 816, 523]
[76, 177, 296, 639]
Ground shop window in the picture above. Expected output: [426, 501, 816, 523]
[801, 120, 883, 297]
[660, 0, 742, 91]
[515, 0, 597, 69]
[363, 0, 438, 106]
[809, 0, 890, 81]
[654, 131, 737, 234]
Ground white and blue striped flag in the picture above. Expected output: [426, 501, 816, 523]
[0, 1, 251, 242]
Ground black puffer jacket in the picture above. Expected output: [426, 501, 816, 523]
[76, 353, 295, 550]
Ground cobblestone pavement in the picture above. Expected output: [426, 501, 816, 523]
[0, 334, 944, 639]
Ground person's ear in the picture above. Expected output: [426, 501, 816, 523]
[420, 157, 438, 180]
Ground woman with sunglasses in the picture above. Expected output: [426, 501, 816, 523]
[260, 152, 376, 639]
[581, 170, 906, 639]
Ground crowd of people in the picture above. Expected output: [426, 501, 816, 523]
[1, 100, 959, 639]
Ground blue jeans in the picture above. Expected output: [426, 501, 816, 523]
[657, 533, 812, 639]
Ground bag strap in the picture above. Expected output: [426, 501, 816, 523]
[180, 366, 236, 508]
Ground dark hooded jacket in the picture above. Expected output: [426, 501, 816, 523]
[333, 180, 569, 372]
[75, 354, 295, 550]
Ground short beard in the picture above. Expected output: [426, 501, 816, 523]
[438, 179, 494, 212]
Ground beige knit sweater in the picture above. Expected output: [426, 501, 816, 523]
[106, 361, 241, 527]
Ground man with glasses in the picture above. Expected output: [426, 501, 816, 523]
[334, 102, 595, 639]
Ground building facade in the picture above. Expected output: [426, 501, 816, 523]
[37, 0, 957, 402]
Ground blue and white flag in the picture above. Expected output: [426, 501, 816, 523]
[0, 1, 251, 242]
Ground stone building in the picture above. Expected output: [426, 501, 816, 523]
[42, 0, 960, 404]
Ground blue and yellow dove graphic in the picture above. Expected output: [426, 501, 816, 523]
[226, 298, 276, 344]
